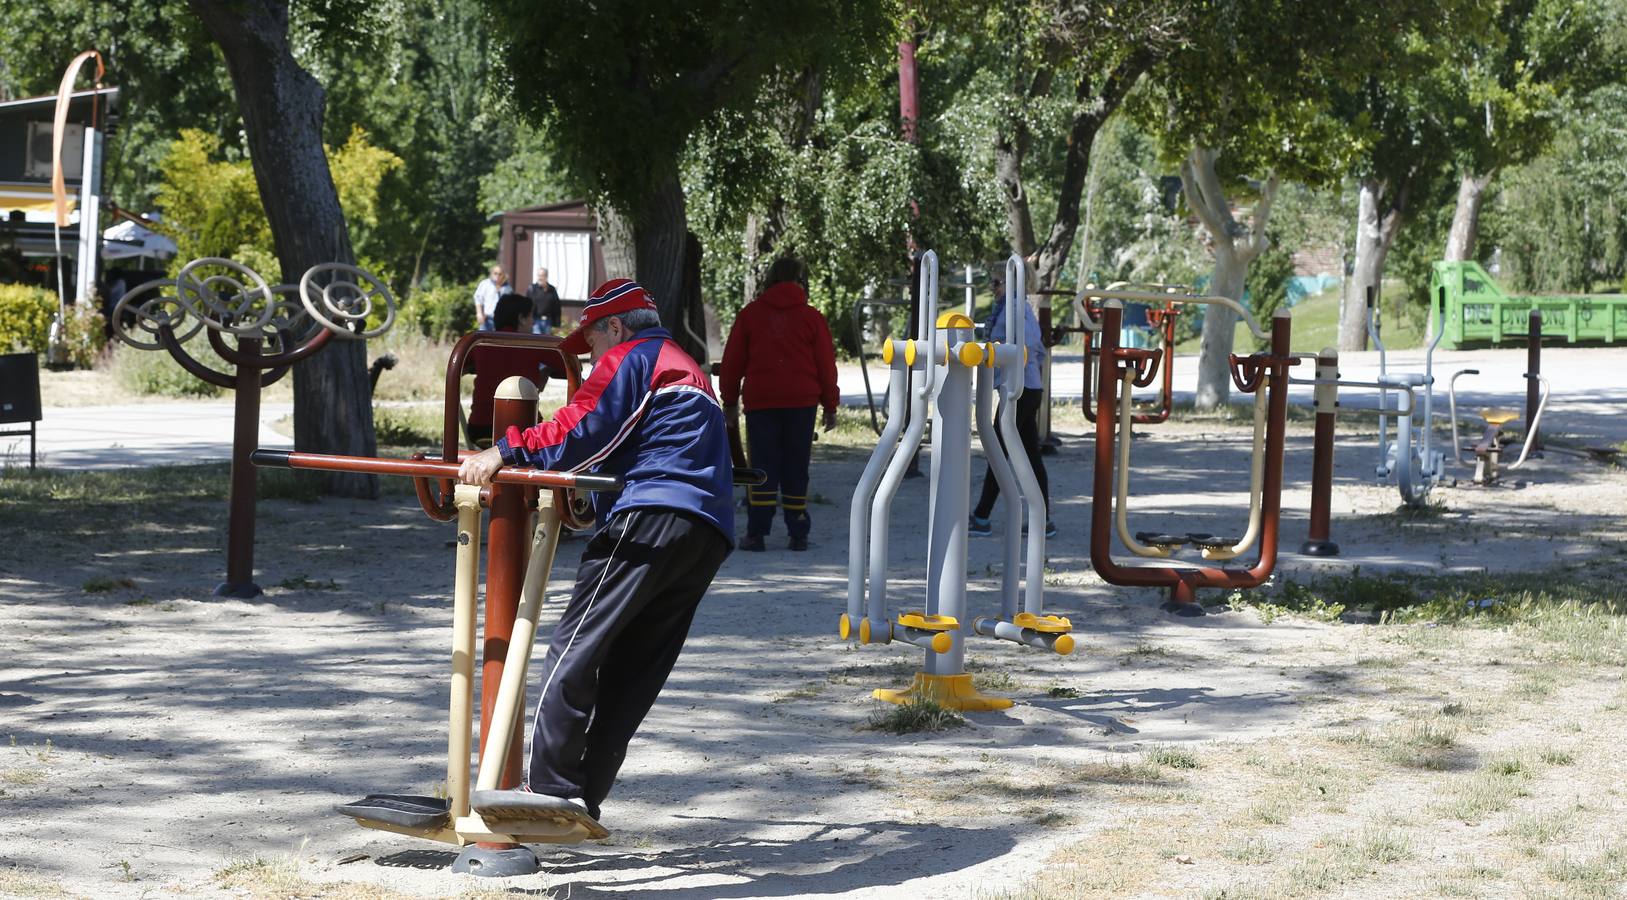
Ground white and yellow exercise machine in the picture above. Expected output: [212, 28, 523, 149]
[844, 252, 1073, 711]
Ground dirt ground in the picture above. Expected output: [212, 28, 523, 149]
[2, 408, 1626, 899]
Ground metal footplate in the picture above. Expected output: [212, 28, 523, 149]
[1187, 532, 1243, 560]
[336, 794, 450, 830]
[471, 789, 610, 841]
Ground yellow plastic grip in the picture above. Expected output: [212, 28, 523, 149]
[931, 632, 953, 654]
[881, 341, 893, 364]
[838, 613, 851, 640]
[958, 342, 985, 367]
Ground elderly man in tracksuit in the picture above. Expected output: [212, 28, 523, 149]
[457, 278, 732, 830]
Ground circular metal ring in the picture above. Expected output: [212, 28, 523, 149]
[110, 278, 205, 350]
[175, 257, 278, 335]
[298, 263, 396, 340]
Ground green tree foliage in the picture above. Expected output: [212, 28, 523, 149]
[482, 0, 898, 347]
[156, 126, 404, 280]
[1483, 84, 1627, 292]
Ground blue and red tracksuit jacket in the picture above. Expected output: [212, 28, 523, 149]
[495, 328, 735, 545]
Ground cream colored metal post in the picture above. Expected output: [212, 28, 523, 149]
[448, 484, 483, 820]
[476, 491, 563, 791]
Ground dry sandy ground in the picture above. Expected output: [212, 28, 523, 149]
[2, 413, 1625, 899]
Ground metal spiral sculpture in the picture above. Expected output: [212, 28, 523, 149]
[111, 257, 397, 598]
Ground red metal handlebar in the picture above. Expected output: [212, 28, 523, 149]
[250, 449, 623, 492]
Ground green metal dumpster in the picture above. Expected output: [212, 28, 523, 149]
[1432, 261, 1627, 349]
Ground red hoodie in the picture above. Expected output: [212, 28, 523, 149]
[719, 281, 839, 414]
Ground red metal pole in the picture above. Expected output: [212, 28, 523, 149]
[1301, 348, 1340, 557]
[218, 335, 263, 598]
[898, 24, 918, 145]
[476, 377, 536, 854]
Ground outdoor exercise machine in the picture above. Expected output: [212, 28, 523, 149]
[1086, 287, 1298, 616]
[1369, 287, 1448, 507]
[252, 331, 762, 876]
[1053, 284, 1181, 425]
[844, 251, 1072, 711]
[1292, 348, 1428, 556]
[110, 256, 396, 597]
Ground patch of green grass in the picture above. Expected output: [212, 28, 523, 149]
[1546, 845, 1627, 895]
[1333, 826, 1412, 863]
[1143, 745, 1201, 770]
[1045, 686, 1082, 699]
[1222, 836, 1276, 864]
[82, 576, 137, 593]
[1502, 808, 1579, 851]
[970, 669, 1024, 693]
[0, 865, 70, 898]
[372, 404, 442, 447]
[863, 698, 966, 735]
[1540, 748, 1576, 766]
[1437, 759, 1532, 823]
[1067, 759, 1167, 785]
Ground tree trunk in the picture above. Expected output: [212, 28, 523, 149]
[1194, 247, 1248, 409]
[1181, 147, 1275, 410]
[1444, 170, 1493, 261]
[188, 0, 377, 498]
[996, 50, 1153, 290]
[1338, 176, 1409, 351]
[631, 169, 705, 359]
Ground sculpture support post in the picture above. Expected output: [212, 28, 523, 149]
[1301, 349, 1340, 557]
[218, 335, 264, 598]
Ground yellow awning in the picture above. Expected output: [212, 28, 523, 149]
[0, 183, 76, 215]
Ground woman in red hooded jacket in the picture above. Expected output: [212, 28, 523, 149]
[719, 257, 839, 551]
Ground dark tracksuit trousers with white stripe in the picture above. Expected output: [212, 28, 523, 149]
[525, 508, 730, 820]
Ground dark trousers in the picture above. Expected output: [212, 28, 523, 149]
[526, 509, 730, 818]
[744, 406, 816, 539]
[974, 388, 1050, 520]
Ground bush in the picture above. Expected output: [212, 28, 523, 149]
[399, 283, 476, 342]
[0, 284, 55, 354]
[57, 304, 108, 369]
[108, 335, 229, 398]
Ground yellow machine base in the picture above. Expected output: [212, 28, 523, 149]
[873, 672, 1013, 711]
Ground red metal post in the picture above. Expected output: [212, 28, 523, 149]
[1301, 349, 1340, 557]
[1525, 309, 1542, 451]
[475, 378, 536, 854]
[898, 26, 918, 144]
[218, 335, 264, 598]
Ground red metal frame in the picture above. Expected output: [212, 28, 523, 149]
[1088, 303, 1298, 611]
[1057, 298, 1179, 425]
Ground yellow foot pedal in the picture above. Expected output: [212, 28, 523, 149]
[873, 672, 1013, 712]
[897, 612, 958, 653]
[897, 611, 959, 631]
[1012, 612, 1072, 633]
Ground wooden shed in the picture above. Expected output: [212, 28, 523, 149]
[497, 200, 608, 327]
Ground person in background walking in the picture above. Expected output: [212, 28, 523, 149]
[969, 269, 1053, 538]
[474, 265, 510, 331]
[528, 266, 562, 334]
[718, 256, 838, 552]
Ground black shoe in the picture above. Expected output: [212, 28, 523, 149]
[789, 536, 809, 551]
[740, 536, 766, 552]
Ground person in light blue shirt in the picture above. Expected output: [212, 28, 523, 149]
[970, 271, 1052, 538]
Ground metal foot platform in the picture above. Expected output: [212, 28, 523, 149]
[335, 794, 450, 829]
[471, 789, 610, 841]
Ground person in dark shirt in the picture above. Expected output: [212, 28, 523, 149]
[528, 266, 563, 334]
[466, 294, 549, 446]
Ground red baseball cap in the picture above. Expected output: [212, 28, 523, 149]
[560, 279, 659, 356]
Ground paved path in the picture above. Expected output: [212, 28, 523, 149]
[4, 345, 1623, 471]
